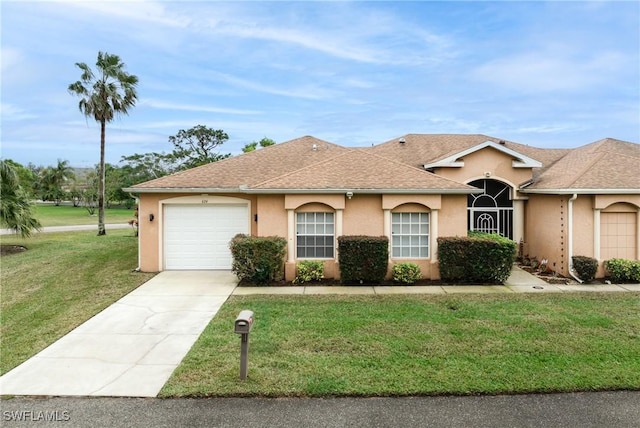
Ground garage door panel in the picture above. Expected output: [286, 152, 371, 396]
[601, 212, 637, 261]
[164, 204, 248, 270]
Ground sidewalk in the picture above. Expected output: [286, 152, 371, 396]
[233, 266, 640, 295]
[0, 224, 131, 235]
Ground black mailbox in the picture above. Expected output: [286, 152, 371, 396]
[234, 310, 254, 335]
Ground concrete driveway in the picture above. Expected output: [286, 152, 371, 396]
[0, 271, 237, 397]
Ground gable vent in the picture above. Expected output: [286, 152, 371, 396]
[312, 144, 318, 151]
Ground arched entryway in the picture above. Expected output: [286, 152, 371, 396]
[467, 179, 513, 239]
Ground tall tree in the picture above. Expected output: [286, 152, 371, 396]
[169, 125, 231, 170]
[120, 152, 178, 182]
[242, 137, 276, 153]
[39, 159, 75, 205]
[51, 159, 75, 185]
[68, 51, 138, 235]
[0, 160, 41, 237]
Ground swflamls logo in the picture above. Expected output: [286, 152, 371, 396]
[2, 410, 71, 422]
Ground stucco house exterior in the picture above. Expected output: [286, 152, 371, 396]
[125, 134, 639, 281]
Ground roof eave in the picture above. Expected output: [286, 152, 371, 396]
[123, 187, 245, 194]
[520, 188, 640, 195]
[245, 188, 480, 195]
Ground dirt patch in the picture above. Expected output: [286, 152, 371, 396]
[0, 244, 28, 256]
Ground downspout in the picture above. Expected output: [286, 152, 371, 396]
[567, 193, 583, 283]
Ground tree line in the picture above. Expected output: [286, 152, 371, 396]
[0, 129, 275, 236]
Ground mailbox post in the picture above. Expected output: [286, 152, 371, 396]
[234, 310, 254, 380]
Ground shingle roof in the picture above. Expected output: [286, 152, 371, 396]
[251, 149, 474, 192]
[127, 134, 638, 195]
[130, 136, 350, 190]
[369, 134, 569, 180]
[524, 138, 640, 191]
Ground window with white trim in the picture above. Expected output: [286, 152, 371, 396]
[296, 212, 335, 258]
[391, 212, 430, 258]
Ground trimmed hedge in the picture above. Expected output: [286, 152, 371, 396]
[438, 233, 516, 284]
[572, 255, 598, 282]
[338, 235, 388, 284]
[604, 258, 640, 283]
[229, 234, 287, 285]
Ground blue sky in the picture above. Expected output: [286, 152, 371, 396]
[1, 1, 639, 168]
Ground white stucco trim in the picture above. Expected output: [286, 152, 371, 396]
[431, 209, 439, 261]
[287, 209, 295, 263]
[637, 208, 640, 260]
[593, 208, 601, 261]
[383, 209, 391, 260]
[513, 199, 525, 244]
[335, 209, 343, 261]
[423, 141, 542, 169]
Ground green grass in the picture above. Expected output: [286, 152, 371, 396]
[0, 230, 155, 374]
[33, 203, 135, 226]
[160, 293, 640, 397]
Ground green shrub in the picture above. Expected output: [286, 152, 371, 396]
[392, 262, 422, 284]
[604, 258, 640, 283]
[338, 235, 388, 284]
[438, 233, 516, 284]
[229, 234, 287, 285]
[572, 255, 598, 282]
[293, 260, 324, 285]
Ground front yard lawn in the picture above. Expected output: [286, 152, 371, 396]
[161, 293, 640, 397]
[33, 203, 135, 226]
[0, 230, 154, 374]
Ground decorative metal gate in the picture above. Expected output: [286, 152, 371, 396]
[467, 179, 513, 239]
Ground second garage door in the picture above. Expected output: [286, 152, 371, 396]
[164, 204, 249, 270]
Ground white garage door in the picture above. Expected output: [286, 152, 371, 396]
[164, 204, 248, 270]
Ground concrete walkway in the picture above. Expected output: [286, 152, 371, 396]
[233, 266, 640, 295]
[0, 271, 238, 397]
[1, 223, 131, 235]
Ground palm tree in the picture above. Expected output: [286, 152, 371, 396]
[51, 159, 75, 185]
[0, 160, 41, 237]
[40, 159, 76, 205]
[68, 52, 138, 235]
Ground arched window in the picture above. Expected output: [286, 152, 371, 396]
[467, 179, 513, 239]
[391, 212, 430, 258]
[296, 211, 335, 258]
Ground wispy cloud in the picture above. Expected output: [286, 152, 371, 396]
[0, 103, 37, 121]
[141, 99, 262, 115]
[473, 50, 629, 93]
[66, 0, 191, 28]
[208, 72, 340, 100]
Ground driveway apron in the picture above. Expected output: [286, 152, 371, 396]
[0, 271, 237, 397]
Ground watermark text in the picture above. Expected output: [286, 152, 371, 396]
[3, 410, 71, 422]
